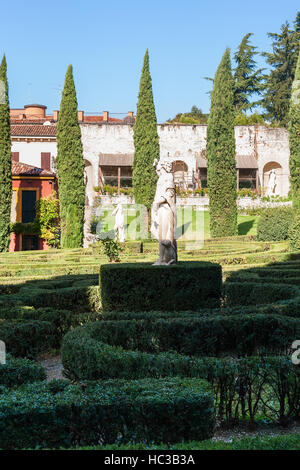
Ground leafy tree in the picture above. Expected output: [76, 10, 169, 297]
[207, 49, 237, 237]
[166, 106, 208, 124]
[56, 65, 85, 248]
[289, 48, 300, 209]
[36, 191, 60, 248]
[133, 50, 159, 212]
[262, 17, 300, 127]
[0, 55, 12, 252]
[233, 33, 265, 112]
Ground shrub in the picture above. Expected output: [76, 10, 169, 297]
[289, 213, 300, 251]
[224, 281, 299, 306]
[62, 315, 300, 381]
[100, 262, 222, 311]
[0, 320, 55, 358]
[0, 355, 46, 387]
[257, 207, 294, 241]
[0, 378, 215, 449]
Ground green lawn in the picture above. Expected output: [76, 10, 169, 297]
[99, 206, 258, 240]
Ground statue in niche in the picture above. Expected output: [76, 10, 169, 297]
[267, 169, 277, 196]
[151, 158, 177, 265]
[112, 203, 125, 242]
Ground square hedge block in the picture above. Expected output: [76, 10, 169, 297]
[100, 262, 222, 312]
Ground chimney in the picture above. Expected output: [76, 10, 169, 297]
[128, 111, 134, 117]
[78, 110, 84, 121]
[103, 111, 109, 122]
[53, 110, 59, 121]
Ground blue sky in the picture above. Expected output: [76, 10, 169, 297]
[0, 0, 299, 122]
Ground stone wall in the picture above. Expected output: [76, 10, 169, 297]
[80, 123, 290, 207]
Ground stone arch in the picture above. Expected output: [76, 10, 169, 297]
[84, 159, 95, 207]
[263, 161, 283, 196]
[172, 160, 189, 189]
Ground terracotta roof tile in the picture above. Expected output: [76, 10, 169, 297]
[11, 124, 57, 137]
[12, 161, 55, 177]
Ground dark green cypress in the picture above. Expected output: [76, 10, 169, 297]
[133, 50, 159, 212]
[207, 49, 237, 238]
[289, 49, 300, 210]
[56, 65, 85, 248]
[0, 55, 12, 252]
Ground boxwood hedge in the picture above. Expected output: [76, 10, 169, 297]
[100, 262, 222, 312]
[0, 378, 215, 449]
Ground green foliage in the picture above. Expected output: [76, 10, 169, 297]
[100, 262, 222, 311]
[262, 17, 300, 127]
[234, 112, 266, 125]
[0, 320, 55, 358]
[62, 314, 300, 379]
[56, 65, 85, 248]
[100, 238, 123, 262]
[36, 191, 60, 247]
[289, 49, 300, 209]
[0, 355, 46, 387]
[0, 56, 12, 252]
[133, 50, 159, 210]
[0, 378, 215, 449]
[257, 207, 294, 241]
[224, 281, 298, 306]
[167, 106, 208, 124]
[289, 213, 300, 251]
[233, 33, 265, 112]
[207, 49, 237, 237]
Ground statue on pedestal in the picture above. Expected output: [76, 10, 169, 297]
[151, 158, 177, 265]
[112, 203, 125, 242]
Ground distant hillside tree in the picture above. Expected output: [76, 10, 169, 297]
[289, 49, 300, 209]
[207, 49, 237, 237]
[262, 15, 300, 127]
[166, 105, 208, 124]
[0, 55, 12, 252]
[56, 65, 85, 248]
[233, 33, 265, 112]
[133, 50, 159, 213]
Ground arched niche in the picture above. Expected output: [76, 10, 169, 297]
[263, 161, 283, 196]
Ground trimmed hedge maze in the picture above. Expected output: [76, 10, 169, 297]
[1, 239, 300, 448]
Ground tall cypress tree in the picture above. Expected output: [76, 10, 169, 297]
[56, 65, 85, 248]
[233, 33, 264, 112]
[0, 55, 12, 252]
[289, 49, 300, 210]
[133, 50, 159, 212]
[207, 49, 237, 238]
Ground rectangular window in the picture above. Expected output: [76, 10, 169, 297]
[12, 152, 19, 162]
[21, 190, 36, 223]
[41, 152, 51, 170]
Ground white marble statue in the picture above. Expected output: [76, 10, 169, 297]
[151, 158, 177, 265]
[112, 203, 125, 242]
[268, 169, 277, 196]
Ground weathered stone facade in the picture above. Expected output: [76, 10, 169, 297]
[81, 123, 290, 207]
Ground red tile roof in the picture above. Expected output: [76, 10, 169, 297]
[12, 161, 55, 177]
[83, 116, 123, 123]
[11, 124, 57, 137]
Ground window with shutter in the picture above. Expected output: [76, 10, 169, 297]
[41, 152, 51, 170]
[12, 152, 19, 162]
